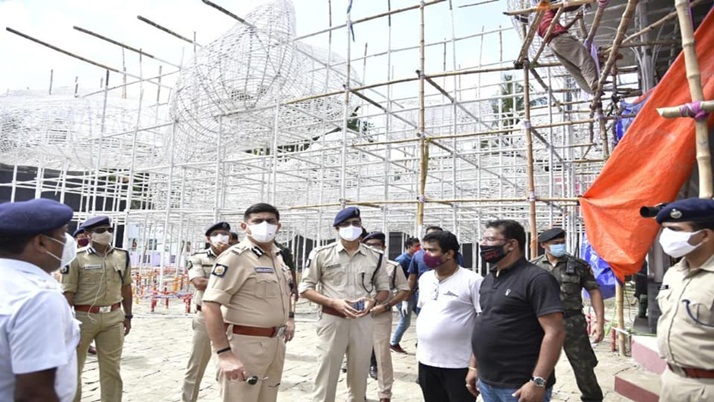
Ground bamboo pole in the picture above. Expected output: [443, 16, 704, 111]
[417, 0, 428, 233]
[288, 197, 581, 210]
[532, 7, 565, 64]
[516, 10, 545, 66]
[657, 100, 714, 118]
[675, 0, 713, 198]
[524, 62, 539, 258]
[591, 0, 639, 119]
[584, 1, 607, 48]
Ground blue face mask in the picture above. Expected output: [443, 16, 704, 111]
[548, 243, 567, 258]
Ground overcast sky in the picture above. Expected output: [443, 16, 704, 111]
[0, 0, 520, 95]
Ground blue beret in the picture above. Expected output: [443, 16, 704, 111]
[333, 207, 361, 226]
[205, 221, 231, 236]
[82, 216, 111, 230]
[656, 198, 714, 224]
[72, 227, 85, 237]
[538, 227, 566, 243]
[362, 231, 386, 243]
[0, 198, 73, 236]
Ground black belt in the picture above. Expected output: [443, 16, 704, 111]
[563, 309, 583, 318]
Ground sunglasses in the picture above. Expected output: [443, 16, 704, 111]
[92, 227, 114, 234]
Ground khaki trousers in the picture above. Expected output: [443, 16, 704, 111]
[75, 309, 124, 402]
[661, 368, 714, 402]
[218, 331, 286, 402]
[182, 311, 212, 402]
[550, 33, 598, 95]
[312, 313, 373, 402]
[372, 311, 394, 399]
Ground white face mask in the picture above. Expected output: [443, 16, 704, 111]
[46, 233, 78, 270]
[339, 226, 363, 242]
[659, 228, 703, 258]
[91, 231, 113, 245]
[210, 234, 229, 247]
[248, 222, 278, 244]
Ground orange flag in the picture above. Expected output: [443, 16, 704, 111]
[580, 9, 714, 282]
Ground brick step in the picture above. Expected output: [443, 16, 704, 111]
[614, 367, 661, 402]
[631, 335, 666, 374]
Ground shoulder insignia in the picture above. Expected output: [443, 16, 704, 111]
[60, 265, 69, 274]
[212, 264, 228, 277]
[230, 245, 249, 255]
[251, 246, 265, 257]
[313, 242, 337, 253]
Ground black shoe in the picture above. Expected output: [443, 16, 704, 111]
[369, 365, 378, 379]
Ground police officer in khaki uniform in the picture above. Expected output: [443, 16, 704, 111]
[299, 207, 391, 402]
[651, 198, 714, 400]
[203, 203, 295, 402]
[60, 216, 133, 402]
[181, 221, 231, 402]
[531, 228, 604, 402]
[363, 231, 410, 402]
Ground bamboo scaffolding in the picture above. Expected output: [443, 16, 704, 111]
[657, 100, 714, 118]
[523, 63, 539, 257]
[505, 0, 595, 16]
[584, 1, 607, 48]
[674, 0, 713, 198]
[516, 10, 545, 65]
[591, 0, 639, 127]
[532, 7, 565, 64]
[417, 2, 428, 231]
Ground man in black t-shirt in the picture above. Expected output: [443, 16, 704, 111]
[467, 220, 565, 402]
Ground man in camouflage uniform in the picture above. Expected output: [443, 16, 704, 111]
[531, 228, 605, 402]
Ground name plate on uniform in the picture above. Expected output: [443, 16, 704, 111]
[84, 264, 103, 270]
[255, 267, 275, 274]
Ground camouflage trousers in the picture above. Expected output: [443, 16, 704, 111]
[564, 314, 603, 402]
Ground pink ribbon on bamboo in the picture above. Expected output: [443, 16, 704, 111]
[679, 101, 709, 121]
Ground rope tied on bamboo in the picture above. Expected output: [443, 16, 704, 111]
[679, 101, 710, 121]
[417, 195, 427, 203]
[522, 119, 532, 130]
[527, 192, 537, 202]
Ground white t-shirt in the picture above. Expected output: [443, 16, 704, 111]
[416, 267, 483, 368]
[0, 259, 80, 402]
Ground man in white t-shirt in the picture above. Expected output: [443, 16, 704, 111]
[416, 230, 482, 402]
[0, 198, 80, 402]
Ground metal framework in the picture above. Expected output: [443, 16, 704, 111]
[0, 0, 700, 285]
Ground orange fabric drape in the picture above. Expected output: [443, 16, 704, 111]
[580, 9, 714, 282]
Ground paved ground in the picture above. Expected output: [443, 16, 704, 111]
[77, 299, 636, 401]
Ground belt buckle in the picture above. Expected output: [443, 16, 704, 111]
[669, 364, 687, 377]
[99, 306, 111, 313]
[276, 326, 286, 338]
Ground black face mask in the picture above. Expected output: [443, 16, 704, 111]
[479, 243, 508, 264]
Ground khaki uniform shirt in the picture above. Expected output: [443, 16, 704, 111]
[60, 246, 132, 306]
[657, 254, 714, 369]
[531, 254, 599, 311]
[202, 239, 291, 328]
[187, 248, 218, 307]
[298, 242, 390, 300]
[385, 260, 410, 304]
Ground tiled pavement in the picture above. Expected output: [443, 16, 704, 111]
[77, 300, 635, 401]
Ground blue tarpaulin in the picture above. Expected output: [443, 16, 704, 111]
[580, 234, 617, 299]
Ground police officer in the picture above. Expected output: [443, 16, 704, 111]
[0, 199, 80, 402]
[363, 231, 410, 402]
[299, 207, 390, 402]
[531, 227, 604, 402]
[73, 226, 90, 248]
[653, 198, 714, 400]
[60, 216, 133, 402]
[202, 203, 294, 402]
[182, 221, 231, 402]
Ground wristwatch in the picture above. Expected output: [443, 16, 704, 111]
[531, 376, 546, 388]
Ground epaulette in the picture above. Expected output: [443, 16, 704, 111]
[77, 247, 90, 254]
[191, 249, 209, 256]
[569, 256, 591, 268]
[360, 243, 383, 256]
[312, 242, 338, 254]
[230, 244, 250, 255]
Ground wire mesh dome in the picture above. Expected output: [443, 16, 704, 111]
[170, 0, 354, 164]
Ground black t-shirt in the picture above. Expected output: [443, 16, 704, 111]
[471, 258, 564, 388]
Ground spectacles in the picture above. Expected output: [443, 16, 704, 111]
[480, 236, 507, 243]
[93, 227, 114, 234]
[337, 220, 362, 228]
